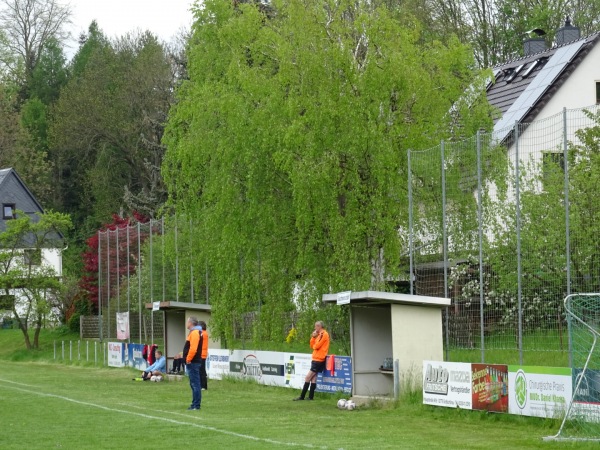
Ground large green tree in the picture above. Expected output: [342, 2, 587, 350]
[162, 0, 492, 341]
[49, 28, 175, 230]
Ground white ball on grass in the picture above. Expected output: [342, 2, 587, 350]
[337, 399, 347, 409]
[346, 400, 356, 411]
[150, 375, 157, 382]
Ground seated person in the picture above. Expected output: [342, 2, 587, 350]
[171, 352, 184, 374]
[141, 350, 166, 380]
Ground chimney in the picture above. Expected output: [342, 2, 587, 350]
[555, 17, 580, 45]
[523, 28, 547, 56]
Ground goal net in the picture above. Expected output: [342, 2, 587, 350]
[545, 293, 600, 441]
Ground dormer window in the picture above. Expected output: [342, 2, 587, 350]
[2, 203, 15, 219]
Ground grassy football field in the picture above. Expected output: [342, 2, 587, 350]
[0, 361, 595, 449]
[0, 330, 596, 449]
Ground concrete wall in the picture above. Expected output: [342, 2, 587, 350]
[391, 304, 444, 382]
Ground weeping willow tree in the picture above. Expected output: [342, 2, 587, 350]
[162, 0, 492, 343]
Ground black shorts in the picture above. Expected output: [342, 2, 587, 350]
[310, 360, 326, 373]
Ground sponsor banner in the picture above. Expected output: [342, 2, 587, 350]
[471, 364, 509, 413]
[423, 361, 472, 409]
[570, 369, 600, 423]
[284, 353, 313, 389]
[572, 368, 600, 404]
[508, 366, 572, 418]
[108, 342, 124, 367]
[229, 350, 287, 386]
[316, 355, 352, 394]
[206, 349, 231, 380]
[116, 312, 130, 340]
[125, 343, 147, 370]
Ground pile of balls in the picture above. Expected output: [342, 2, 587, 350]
[337, 399, 356, 410]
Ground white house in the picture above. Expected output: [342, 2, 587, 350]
[0, 168, 64, 325]
[487, 18, 600, 163]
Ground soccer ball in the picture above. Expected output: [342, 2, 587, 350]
[150, 375, 157, 382]
[337, 399, 347, 409]
[346, 400, 356, 411]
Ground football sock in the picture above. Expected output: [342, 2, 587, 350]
[308, 383, 317, 399]
[300, 382, 310, 399]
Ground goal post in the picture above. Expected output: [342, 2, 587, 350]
[545, 293, 600, 442]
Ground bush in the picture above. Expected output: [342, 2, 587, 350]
[68, 313, 80, 333]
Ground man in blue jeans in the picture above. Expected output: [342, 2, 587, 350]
[183, 317, 203, 410]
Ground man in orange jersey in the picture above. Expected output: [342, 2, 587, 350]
[293, 320, 330, 401]
[199, 320, 209, 390]
[183, 316, 203, 410]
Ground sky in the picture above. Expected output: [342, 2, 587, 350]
[67, 0, 196, 50]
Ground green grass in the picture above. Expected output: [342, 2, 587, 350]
[0, 329, 598, 449]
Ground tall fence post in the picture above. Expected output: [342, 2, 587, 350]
[175, 216, 179, 302]
[107, 230, 111, 340]
[138, 221, 142, 344]
[477, 130, 485, 363]
[98, 231, 103, 342]
[127, 224, 131, 343]
[563, 107, 573, 367]
[116, 228, 120, 316]
[162, 217, 166, 303]
[441, 140, 450, 361]
[191, 219, 195, 303]
[515, 121, 523, 365]
[407, 149, 414, 295]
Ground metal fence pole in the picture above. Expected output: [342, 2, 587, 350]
[515, 122, 523, 365]
[107, 230, 111, 341]
[98, 231, 103, 342]
[138, 221, 142, 343]
[162, 217, 166, 302]
[205, 258, 209, 304]
[441, 141, 450, 361]
[127, 224, 130, 343]
[408, 149, 414, 295]
[150, 219, 154, 304]
[190, 219, 194, 303]
[563, 107, 573, 367]
[116, 228, 120, 315]
[477, 131, 485, 363]
[175, 216, 179, 302]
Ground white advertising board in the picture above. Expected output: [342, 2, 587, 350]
[206, 349, 231, 380]
[423, 361, 472, 409]
[508, 366, 572, 418]
[107, 342, 124, 368]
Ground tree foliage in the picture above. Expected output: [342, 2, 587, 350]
[0, 210, 72, 348]
[0, 0, 71, 99]
[49, 28, 176, 230]
[162, 0, 492, 341]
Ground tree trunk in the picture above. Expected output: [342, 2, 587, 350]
[17, 317, 32, 350]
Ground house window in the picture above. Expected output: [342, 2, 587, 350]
[23, 249, 42, 266]
[2, 203, 15, 219]
[597, 82, 600, 104]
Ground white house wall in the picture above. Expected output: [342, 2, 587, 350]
[42, 248, 63, 277]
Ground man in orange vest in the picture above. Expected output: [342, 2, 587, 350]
[199, 320, 209, 390]
[183, 316, 203, 410]
[293, 320, 330, 401]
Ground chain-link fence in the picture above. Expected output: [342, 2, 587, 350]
[408, 104, 600, 365]
[97, 216, 208, 341]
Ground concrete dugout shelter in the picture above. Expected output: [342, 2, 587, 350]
[322, 291, 449, 398]
[144, 301, 220, 366]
